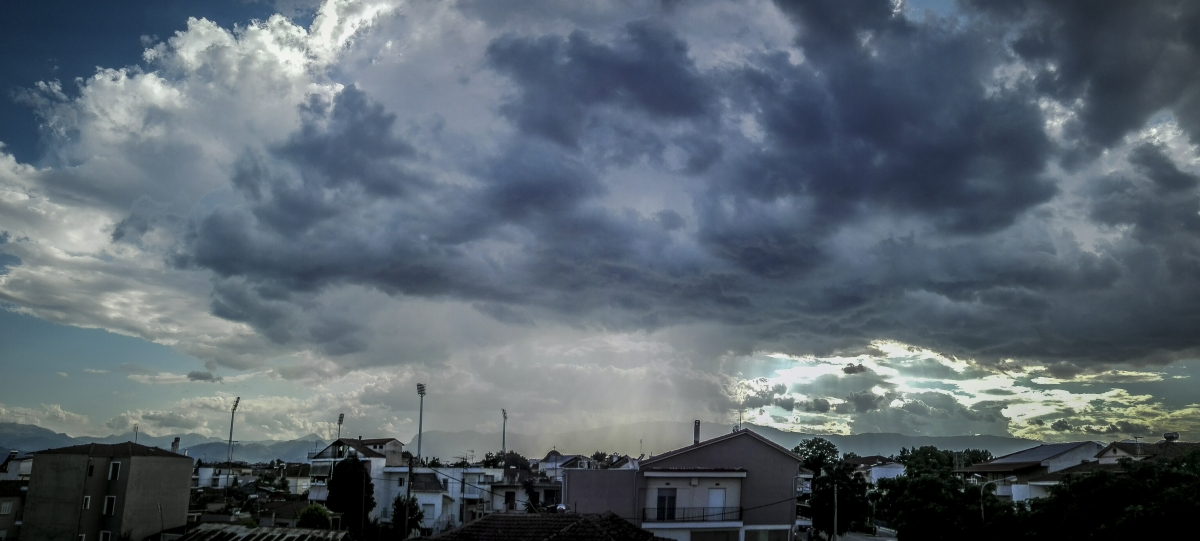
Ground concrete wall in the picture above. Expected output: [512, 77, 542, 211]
[22, 454, 87, 541]
[564, 469, 637, 520]
[122, 456, 192, 540]
[644, 476, 743, 516]
[0, 489, 25, 540]
[639, 434, 802, 528]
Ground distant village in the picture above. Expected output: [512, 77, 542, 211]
[2, 409, 1198, 541]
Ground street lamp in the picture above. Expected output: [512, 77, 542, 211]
[976, 475, 1018, 522]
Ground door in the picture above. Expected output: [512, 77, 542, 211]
[707, 488, 726, 521]
[656, 488, 677, 520]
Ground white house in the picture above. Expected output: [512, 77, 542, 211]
[955, 441, 1103, 501]
[308, 437, 404, 522]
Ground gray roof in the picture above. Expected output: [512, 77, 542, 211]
[987, 442, 1098, 464]
[178, 524, 347, 540]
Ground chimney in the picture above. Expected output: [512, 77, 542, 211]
[694, 420, 700, 445]
[171, 437, 181, 454]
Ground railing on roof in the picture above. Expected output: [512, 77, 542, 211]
[643, 507, 742, 522]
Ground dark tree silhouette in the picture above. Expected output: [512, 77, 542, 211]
[326, 456, 376, 537]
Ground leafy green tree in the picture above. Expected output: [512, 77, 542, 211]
[326, 456, 376, 538]
[481, 451, 503, 468]
[810, 462, 871, 538]
[590, 451, 611, 468]
[422, 456, 444, 467]
[391, 495, 424, 538]
[794, 437, 840, 475]
[296, 504, 332, 529]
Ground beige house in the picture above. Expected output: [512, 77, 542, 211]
[566, 427, 806, 541]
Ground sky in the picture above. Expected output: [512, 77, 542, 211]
[3, 0, 1200, 446]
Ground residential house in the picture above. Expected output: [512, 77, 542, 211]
[565, 426, 807, 541]
[0, 480, 27, 540]
[1025, 435, 1200, 496]
[488, 470, 562, 514]
[431, 511, 667, 541]
[21, 442, 193, 541]
[841, 456, 905, 484]
[193, 462, 254, 490]
[381, 465, 503, 530]
[0, 451, 32, 482]
[954, 441, 1103, 501]
[537, 451, 599, 481]
[280, 463, 311, 495]
[307, 437, 404, 523]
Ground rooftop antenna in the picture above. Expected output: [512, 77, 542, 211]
[337, 413, 344, 441]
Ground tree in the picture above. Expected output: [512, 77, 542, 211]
[326, 456, 376, 538]
[297, 504, 332, 529]
[392, 495, 424, 538]
[521, 478, 542, 512]
[794, 437, 840, 475]
[810, 462, 871, 539]
[422, 456, 444, 467]
[590, 451, 611, 468]
[875, 474, 979, 541]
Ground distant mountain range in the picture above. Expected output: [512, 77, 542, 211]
[0, 422, 325, 463]
[402, 420, 1042, 462]
[2, 420, 1044, 465]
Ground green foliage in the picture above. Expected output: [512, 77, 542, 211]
[876, 473, 982, 540]
[326, 456, 376, 537]
[481, 451, 502, 468]
[422, 456, 444, 467]
[810, 462, 872, 538]
[590, 450, 612, 467]
[793, 437, 840, 475]
[896, 446, 992, 478]
[391, 495, 424, 538]
[297, 504, 332, 529]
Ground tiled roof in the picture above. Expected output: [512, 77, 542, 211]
[641, 428, 803, 466]
[359, 438, 400, 446]
[256, 500, 312, 519]
[432, 512, 669, 541]
[35, 442, 190, 459]
[411, 472, 445, 492]
[642, 467, 747, 472]
[177, 524, 347, 540]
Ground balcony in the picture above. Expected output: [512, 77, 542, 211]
[642, 507, 742, 523]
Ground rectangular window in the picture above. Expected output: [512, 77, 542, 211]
[83, 496, 91, 510]
[103, 496, 116, 516]
[108, 462, 121, 481]
[656, 488, 677, 521]
[87, 464, 94, 477]
[99, 532, 111, 541]
[504, 491, 516, 511]
[398, 478, 405, 487]
[0, 501, 11, 514]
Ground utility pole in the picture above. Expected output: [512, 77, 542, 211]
[226, 397, 240, 489]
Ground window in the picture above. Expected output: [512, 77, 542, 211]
[99, 532, 111, 541]
[108, 462, 121, 481]
[82, 496, 91, 509]
[397, 478, 405, 487]
[78, 536, 85, 541]
[504, 491, 516, 511]
[656, 488, 677, 521]
[0, 501, 11, 514]
[87, 464, 94, 477]
[103, 496, 116, 516]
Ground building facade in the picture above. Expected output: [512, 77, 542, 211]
[21, 442, 193, 541]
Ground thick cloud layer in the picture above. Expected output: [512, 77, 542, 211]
[3, 0, 1200, 440]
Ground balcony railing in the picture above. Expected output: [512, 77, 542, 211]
[643, 507, 742, 522]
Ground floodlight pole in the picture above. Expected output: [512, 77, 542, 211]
[337, 413, 345, 441]
[226, 397, 240, 489]
[417, 384, 426, 461]
[502, 409, 507, 468]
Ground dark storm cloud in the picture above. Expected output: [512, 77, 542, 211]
[161, 0, 1200, 378]
[486, 21, 714, 147]
[966, 0, 1200, 151]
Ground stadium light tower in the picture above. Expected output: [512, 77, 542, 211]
[337, 413, 344, 441]
[502, 409, 508, 465]
[226, 397, 240, 488]
[416, 384, 426, 461]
